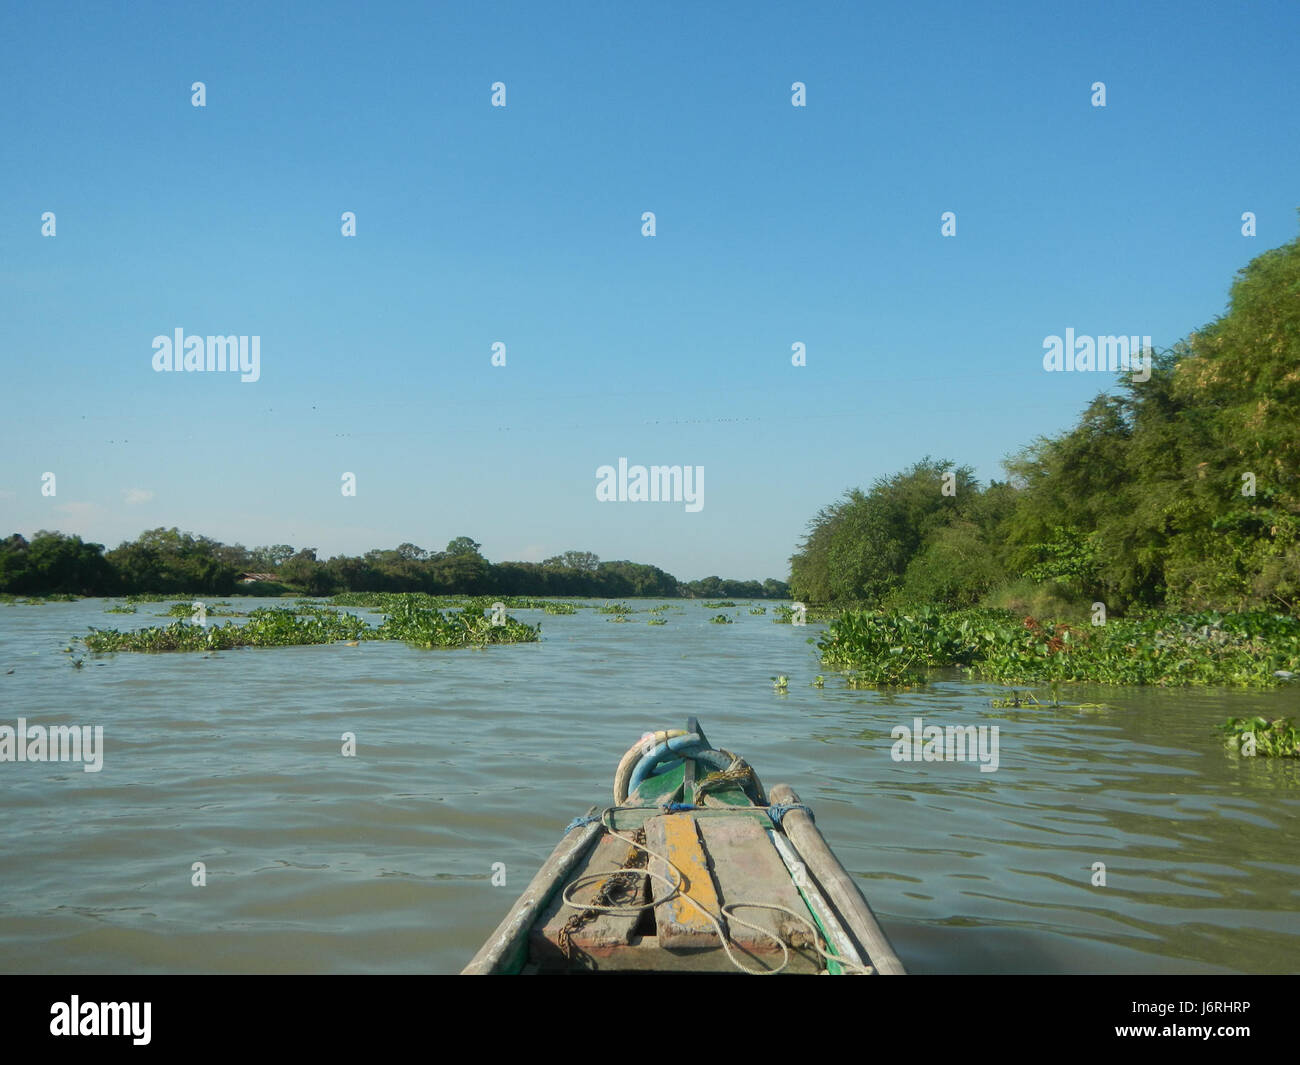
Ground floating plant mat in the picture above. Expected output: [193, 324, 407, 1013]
[80, 600, 539, 653]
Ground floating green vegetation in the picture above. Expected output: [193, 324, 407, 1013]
[0, 593, 82, 605]
[104, 604, 137, 614]
[773, 603, 836, 624]
[543, 602, 577, 614]
[812, 675, 825, 688]
[648, 604, 672, 614]
[1218, 717, 1300, 758]
[597, 602, 634, 615]
[749, 606, 767, 615]
[771, 674, 789, 691]
[331, 591, 466, 610]
[82, 598, 539, 653]
[843, 662, 927, 688]
[157, 601, 248, 618]
[818, 607, 1300, 688]
[607, 615, 633, 624]
[647, 618, 667, 626]
[330, 591, 554, 612]
[709, 614, 733, 624]
[703, 600, 736, 608]
[84, 607, 371, 652]
[374, 599, 539, 648]
[291, 601, 346, 617]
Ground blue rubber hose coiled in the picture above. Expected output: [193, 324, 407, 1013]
[626, 734, 733, 797]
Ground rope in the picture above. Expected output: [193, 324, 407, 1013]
[558, 828, 647, 960]
[563, 815, 600, 834]
[693, 761, 756, 801]
[766, 803, 814, 827]
[558, 806, 873, 976]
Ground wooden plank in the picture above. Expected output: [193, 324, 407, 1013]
[768, 783, 907, 975]
[462, 806, 604, 975]
[697, 815, 822, 974]
[530, 831, 648, 968]
[767, 827, 866, 974]
[645, 814, 722, 950]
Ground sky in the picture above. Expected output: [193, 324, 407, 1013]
[2, 0, 1298, 581]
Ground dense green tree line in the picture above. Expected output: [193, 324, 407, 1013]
[0, 528, 789, 601]
[790, 228, 1300, 615]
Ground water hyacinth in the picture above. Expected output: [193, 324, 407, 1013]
[1218, 716, 1300, 758]
[81, 598, 539, 653]
[372, 600, 539, 648]
[83, 606, 371, 652]
[818, 607, 1300, 689]
[0, 593, 80, 605]
[330, 591, 555, 612]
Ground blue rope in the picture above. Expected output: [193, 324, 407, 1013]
[662, 802, 697, 813]
[767, 803, 814, 827]
[564, 815, 600, 834]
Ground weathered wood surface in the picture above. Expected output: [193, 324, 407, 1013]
[530, 830, 646, 968]
[646, 813, 722, 950]
[461, 806, 603, 975]
[642, 812, 822, 972]
[769, 783, 907, 975]
[698, 815, 821, 973]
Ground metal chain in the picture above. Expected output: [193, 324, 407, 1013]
[558, 828, 648, 960]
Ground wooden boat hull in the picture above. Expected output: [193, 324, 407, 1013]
[463, 724, 905, 975]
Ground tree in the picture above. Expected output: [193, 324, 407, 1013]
[444, 536, 482, 557]
[789, 459, 977, 605]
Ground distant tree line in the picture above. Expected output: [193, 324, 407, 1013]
[789, 228, 1300, 616]
[0, 529, 789, 600]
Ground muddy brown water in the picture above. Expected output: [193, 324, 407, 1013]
[1, 599, 1296, 973]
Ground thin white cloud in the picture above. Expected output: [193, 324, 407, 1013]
[51, 502, 105, 534]
[124, 488, 154, 504]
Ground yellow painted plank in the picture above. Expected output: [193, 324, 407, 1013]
[646, 814, 722, 950]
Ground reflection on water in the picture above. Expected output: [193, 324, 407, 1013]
[0, 599, 1296, 973]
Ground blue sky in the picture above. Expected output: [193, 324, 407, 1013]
[2, 0, 1298, 581]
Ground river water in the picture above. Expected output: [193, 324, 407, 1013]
[1, 598, 1296, 974]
